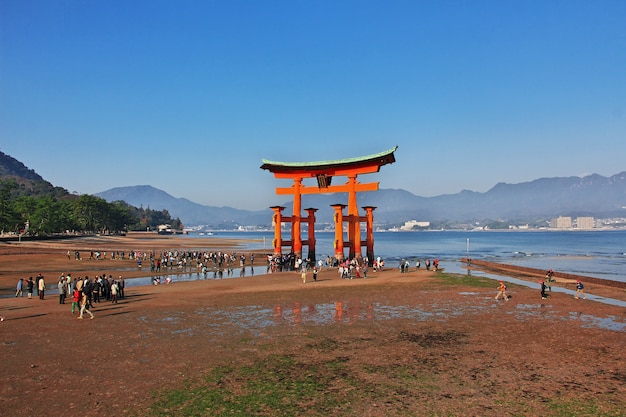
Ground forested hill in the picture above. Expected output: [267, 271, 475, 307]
[0, 151, 69, 198]
[0, 152, 182, 234]
[0, 151, 46, 180]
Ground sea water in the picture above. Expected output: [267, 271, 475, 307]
[191, 230, 626, 283]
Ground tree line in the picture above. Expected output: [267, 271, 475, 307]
[0, 179, 183, 236]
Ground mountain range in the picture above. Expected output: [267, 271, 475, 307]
[95, 172, 626, 228]
[1, 151, 624, 229]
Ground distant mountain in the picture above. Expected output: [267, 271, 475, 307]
[95, 172, 626, 228]
[3, 150, 624, 228]
[95, 185, 269, 228]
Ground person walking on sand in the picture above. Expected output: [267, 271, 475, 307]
[546, 269, 554, 291]
[35, 273, 43, 296]
[38, 275, 46, 300]
[66, 274, 72, 299]
[301, 266, 307, 284]
[495, 280, 509, 301]
[78, 291, 94, 319]
[71, 287, 81, 315]
[111, 280, 119, 304]
[118, 276, 125, 299]
[540, 280, 548, 299]
[26, 277, 34, 299]
[575, 280, 586, 300]
[58, 275, 67, 304]
[15, 278, 24, 297]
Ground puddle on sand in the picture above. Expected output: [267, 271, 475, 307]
[140, 297, 626, 336]
[510, 303, 559, 322]
[568, 312, 626, 332]
[172, 328, 195, 335]
[508, 304, 626, 331]
[192, 302, 480, 331]
[124, 266, 260, 287]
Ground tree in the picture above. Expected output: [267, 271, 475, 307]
[0, 179, 179, 235]
[0, 180, 19, 232]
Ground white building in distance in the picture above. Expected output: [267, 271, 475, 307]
[400, 220, 430, 230]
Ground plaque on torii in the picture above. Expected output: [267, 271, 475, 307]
[261, 146, 397, 263]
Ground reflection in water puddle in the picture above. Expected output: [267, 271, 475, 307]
[510, 304, 560, 323]
[568, 312, 626, 332]
[146, 298, 625, 337]
[125, 266, 259, 287]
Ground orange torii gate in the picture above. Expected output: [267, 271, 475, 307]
[260, 146, 397, 263]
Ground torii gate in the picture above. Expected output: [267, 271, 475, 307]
[260, 146, 397, 263]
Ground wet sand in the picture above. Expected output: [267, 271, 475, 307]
[1, 234, 625, 416]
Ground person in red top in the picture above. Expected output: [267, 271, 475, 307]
[495, 281, 509, 301]
[71, 288, 81, 314]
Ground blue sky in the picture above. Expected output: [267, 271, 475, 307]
[1, 1, 625, 211]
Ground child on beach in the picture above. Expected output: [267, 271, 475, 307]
[495, 281, 509, 301]
[575, 280, 586, 299]
[15, 278, 24, 297]
[71, 287, 81, 314]
[26, 277, 34, 299]
[540, 281, 548, 299]
[545, 269, 554, 291]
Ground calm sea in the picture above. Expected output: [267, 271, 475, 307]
[189, 230, 626, 283]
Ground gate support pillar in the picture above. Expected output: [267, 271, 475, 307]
[304, 208, 318, 263]
[362, 206, 376, 266]
[331, 204, 346, 262]
[270, 206, 285, 257]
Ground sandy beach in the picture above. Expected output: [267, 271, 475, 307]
[1, 234, 624, 416]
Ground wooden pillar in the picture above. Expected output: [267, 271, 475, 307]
[362, 206, 376, 266]
[304, 208, 317, 262]
[331, 204, 346, 261]
[270, 206, 285, 257]
[346, 175, 361, 259]
[292, 178, 303, 258]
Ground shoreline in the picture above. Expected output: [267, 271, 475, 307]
[463, 258, 626, 289]
[2, 234, 625, 302]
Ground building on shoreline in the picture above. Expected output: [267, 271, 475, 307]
[576, 216, 595, 229]
[551, 216, 572, 229]
[399, 220, 430, 231]
[550, 216, 596, 229]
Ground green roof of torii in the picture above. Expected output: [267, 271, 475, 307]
[260, 145, 398, 173]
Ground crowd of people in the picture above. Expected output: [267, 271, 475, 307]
[10, 242, 596, 330]
[14, 271, 126, 320]
[61, 247, 440, 282]
[14, 247, 592, 324]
